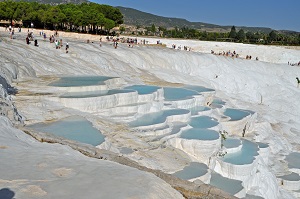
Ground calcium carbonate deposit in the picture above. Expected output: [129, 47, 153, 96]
[1, 27, 300, 199]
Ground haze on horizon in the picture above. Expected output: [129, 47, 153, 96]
[92, 0, 300, 32]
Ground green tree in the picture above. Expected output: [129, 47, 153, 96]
[151, 24, 156, 33]
[103, 18, 115, 33]
[246, 31, 254, 42]
[119, 26, 125, 33]
[268, 30, 278, 43]
[237, 29, 245, 42]
[229, 26, 237, 39]
[0, 1, 18, 25]
[158, 26, 166, 32]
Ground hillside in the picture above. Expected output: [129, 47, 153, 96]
[117, 6, 276, 33]
[5, 0, 88, 5]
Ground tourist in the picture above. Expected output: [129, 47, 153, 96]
[55, 40, 58, 49]
[26, 37, 30, 45]
[297, 77, 300, 88]
[114, 41, 118, 49]
[66, 42, 69, 53]
[34, 39, 39, 47]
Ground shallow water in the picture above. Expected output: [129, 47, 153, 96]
[28, 116, 105, 146]
[285, 152, 300, 169]
[173, 162, 208, 180]
[280, 173, 300, 181]
[188, 106, 211, 115]
[163, 87, 200, 101]
[60, 89, 135, 98]
[189, 116, 219, 129]
[223, 138, 242, 149]
[49, 76, 115, 87]
[124, 85, 161, 95]
[221, 139, 259, 165]
[180, 128, 220, 140]
[223, 108, 251, 121]
[257, 142, 269, 149]
[210, 172, 243, 195]
[183, 85, 215, 93]
[129, 109, 189, 127]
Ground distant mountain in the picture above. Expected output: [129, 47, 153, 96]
[117, 6, 278, 34]
[8, 0, 88, 5]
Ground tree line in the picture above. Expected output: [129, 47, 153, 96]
[135, 24, 300, 46]
[0, 1, 123, 34]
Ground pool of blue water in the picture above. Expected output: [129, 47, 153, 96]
[280, 173, 300, 181]
[49, 76, 115, 87]
[129, 109, 190, 127]
[189, 106, 211, 115]
[212, 98, 226, 105]
[189, 116, 219, 129]
[257, 142, 269, 149]
[223, 138, 242, 149]
[209, 98, 226, 109]
[163, 87, 200, 101]
[221, 139, 259, 165]
[180, 128, 220, 140]
[28, 116, 105, 146]
[124, 85, 161, 95]
[223, 108, 251, 121]
[173, 162, 208, 180]
[210, 172, 244, 195]
[60, 89, 136, 98]
[285, 152, 300, 169]
[183, 85, 215, 93]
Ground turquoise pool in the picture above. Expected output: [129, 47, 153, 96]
[183, 85, 215, 93]
[60, 89, 136, 98]
[210, 172, 244, 195]
[188, 106, 211, 115]
[189, 116, 219, 129]
[221, 139, 259, 165]
[180, 128, 220, 140]
[223, 138, 242, 149]
[173, 162, 208, 180]
[124, 85, 161, 95]
[223, 108, 251, 121]
[49, 76, 115, 87]
[163, 87, 200, 101]
[129, 109, 190, 127]
[285, 152, 300, 169]
[280, 173, 300, 181]
[28, 116, 105, 146]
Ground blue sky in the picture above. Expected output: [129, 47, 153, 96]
[92, 0, 300, 32]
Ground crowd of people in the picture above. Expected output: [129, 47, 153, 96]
[210, 49, 259, 60]
[171, 44, 192, 51]
[288, 61, 300, 66]
[4, 25, 298, 67]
